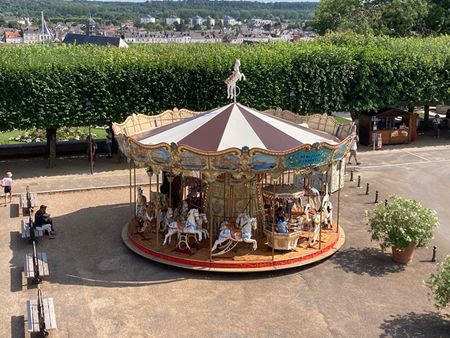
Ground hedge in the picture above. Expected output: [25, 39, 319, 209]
[0, 35, 448, 131]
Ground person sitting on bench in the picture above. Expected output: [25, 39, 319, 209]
[35, 205, 56, 238]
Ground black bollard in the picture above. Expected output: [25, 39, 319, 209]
[375, 190, 379, 204]
[384, 199, 388, 206]
[357, 175, 361, 188]
[432, 246, 437, 262]
[350, 170, 354, 182]
[365, 183, 370, 195]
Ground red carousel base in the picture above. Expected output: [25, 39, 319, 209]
[122, 219, 345, 272]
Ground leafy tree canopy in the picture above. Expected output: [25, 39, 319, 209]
[313, 0, 450, 36]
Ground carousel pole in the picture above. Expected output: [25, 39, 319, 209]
[156, 172, 160, 251]
[337, 161, 342, 234]
[272, 179, 276, 264]
[149, 171, 152, 204]
[209, 186, 213, 265]
[168, 174, 173, 208]
[129, 161, 133, 217]
[133, 162, 137, 216]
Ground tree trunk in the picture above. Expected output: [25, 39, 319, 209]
[46, 127, 57, 168]
[424, 105, 430, 123]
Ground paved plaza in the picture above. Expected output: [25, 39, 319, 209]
[1, 142, 450, 337]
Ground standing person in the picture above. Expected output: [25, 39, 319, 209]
[105, 128, 113, 158]
[433, 114, 441, 138]
[348, 134, 360, 165]
[1, 171, 13, 205]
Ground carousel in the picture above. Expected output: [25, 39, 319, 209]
[112, 61, 354, 272]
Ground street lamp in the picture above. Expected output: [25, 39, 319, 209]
[84, 99, 94, 174]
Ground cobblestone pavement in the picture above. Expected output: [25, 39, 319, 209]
[1, 141, 450, 337]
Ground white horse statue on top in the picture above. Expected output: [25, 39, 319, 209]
[224, 59, 246, 100]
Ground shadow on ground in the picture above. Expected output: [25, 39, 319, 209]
[9, 203, 310, 289]
[379, 312, 450, 337]
[330, 246, 405, 277]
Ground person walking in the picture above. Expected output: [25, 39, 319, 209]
[433, 114, 441, 138]
[1, 171, 13, 205]
[348, 134, 360, 165]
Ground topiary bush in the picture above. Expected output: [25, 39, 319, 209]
[426, 256, 450, 310]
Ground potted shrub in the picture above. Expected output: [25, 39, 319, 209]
[367, 195, 439, 264]
[426, 256, 450, 312]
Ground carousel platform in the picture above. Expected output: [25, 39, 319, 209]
[122, 218, 345, 272]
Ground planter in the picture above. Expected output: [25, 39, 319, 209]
[392, 244, 416, 265]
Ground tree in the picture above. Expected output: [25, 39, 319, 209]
[313, 0, 364, 35]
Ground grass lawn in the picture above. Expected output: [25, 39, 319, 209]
[0, 128, 107, 144]
[333, 116, 352, 124]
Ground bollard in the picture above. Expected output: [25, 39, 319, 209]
[365, 183, 370, 195]
[350, 170, 354, 182]
[384, 199, 388, 206]
[375, 190, 379, 204]
[357, 175, 361, 188]
[432, 246, 437, 262]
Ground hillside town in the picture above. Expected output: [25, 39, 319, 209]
[0, 14, 314, 47]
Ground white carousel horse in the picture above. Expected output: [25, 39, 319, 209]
[224, 59, 246, 100]
[211, 213, 257, 256]
[162, 209, 205, 249]
[304, 185, 320, 210]
[310, 198, 333, 245]
[196, 213, 209, 239]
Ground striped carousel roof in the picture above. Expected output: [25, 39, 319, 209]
[135, 103, 340, 152]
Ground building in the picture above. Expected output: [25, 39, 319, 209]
[124, 31, 191, 44]
[22, 28, 51, 44]
[140, 15, 156, 25]
[206, 16, 215, 27]
[63, 18, 128, 48]
[165, 16, 181, 26]
[191, 16, 203, 26]
[3, 31, 23, 44]
[223, 16, 237, 27]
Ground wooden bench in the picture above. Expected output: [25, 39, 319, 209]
[26, 287, 57, 336]
[21, 220, 44, 240]
[24, 241, 49, 284]
[19, 191, 38, 216]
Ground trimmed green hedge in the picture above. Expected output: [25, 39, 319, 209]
[0, 35, 448, 131]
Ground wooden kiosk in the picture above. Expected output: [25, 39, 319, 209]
[359, 108, 418, 146]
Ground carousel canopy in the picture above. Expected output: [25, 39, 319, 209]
[135, 103, 340, 152]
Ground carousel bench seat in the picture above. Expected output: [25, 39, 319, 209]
[21, 220, 44, 239]
[26, 297, 57, 333]
[264, 229, 302, 251]
[24, 251, 49, 283]
[19, 192, 38, 215]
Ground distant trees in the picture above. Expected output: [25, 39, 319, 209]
[313, 0, 449, 36]
[0, 0, 317, 25]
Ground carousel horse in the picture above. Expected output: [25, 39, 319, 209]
[137, 202, 157, 233]
[160, 207, 174, 232]
[224, 59, 246, 100]
[309, 198, 333, 244]
[162, 208, 204, 248]
[211, 213, 257, 256]
[304, 185, 320, 210]
[196, 213, 209, 239]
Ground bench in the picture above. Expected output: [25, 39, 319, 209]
[21, 220, 44, 240]
[26, 287, 57, 335]
[24, 241, 49, 284]
[19, 191, 38, 216]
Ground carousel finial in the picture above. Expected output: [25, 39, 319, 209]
[224, 59, 246, 103]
